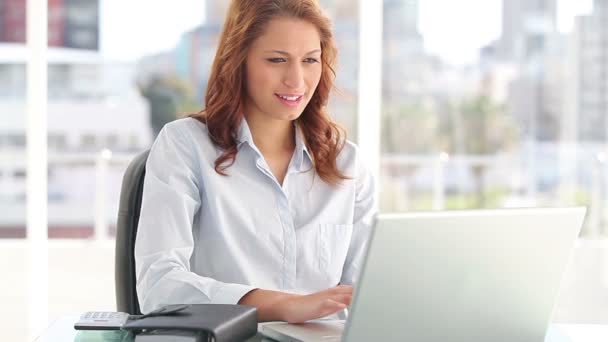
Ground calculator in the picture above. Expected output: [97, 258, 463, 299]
[74, 311, 131, 330]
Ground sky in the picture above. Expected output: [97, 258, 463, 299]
[100, 0, 593, 65]
[99, 0, 206, 61]
[419, 0, 593, 65]
[418, 0, 502, 65]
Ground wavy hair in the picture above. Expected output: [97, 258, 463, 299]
[191, 0, 348, 186]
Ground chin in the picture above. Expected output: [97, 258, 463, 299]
[286, 111, 304, 121]
[269, 107, 304, 121]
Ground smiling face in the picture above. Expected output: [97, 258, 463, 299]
[243, 17, 323, 123]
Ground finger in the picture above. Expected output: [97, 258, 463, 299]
[329, 294, 352, 306]
[328, 285, 353, 294]
[312, 286, 352, 302]
[319, 298, 347, 317]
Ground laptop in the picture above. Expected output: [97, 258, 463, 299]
[261, 207, 586, 342]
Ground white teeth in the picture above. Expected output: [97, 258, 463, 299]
[278, 95, 300, 101]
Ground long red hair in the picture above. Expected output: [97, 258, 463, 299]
[191, 0, 348, 186]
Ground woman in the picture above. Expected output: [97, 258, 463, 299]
[135, 0, 375, 324]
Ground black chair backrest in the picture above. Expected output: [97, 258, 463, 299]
[115, 150, 149, 315]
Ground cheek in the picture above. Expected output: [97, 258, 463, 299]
[246, 66, 275, 100]
[307, 68, 323, 89]
[249, 65, 276, 88]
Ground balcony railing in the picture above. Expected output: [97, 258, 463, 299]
[1, 149, 607, 239]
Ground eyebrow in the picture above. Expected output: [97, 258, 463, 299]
[264, 49, 322, 56]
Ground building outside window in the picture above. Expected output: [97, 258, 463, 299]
[2, 1, 607, 340]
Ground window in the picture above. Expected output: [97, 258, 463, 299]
[128, 135, 139, 151]
[13, 168, 26, 179]
[105, 134, 119, 149]
[7, 1, 606, 341]
[79, 134, 96, 149]
[48, 133, 67, 150]
[379, 0, 606, 324]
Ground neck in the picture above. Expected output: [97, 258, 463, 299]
[244, 114, 295, 155]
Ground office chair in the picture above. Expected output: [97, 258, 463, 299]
[115, 149, 149, 315]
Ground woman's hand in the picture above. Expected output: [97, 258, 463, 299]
[274, 285, 353, 323]
[238, 285, 353, 323]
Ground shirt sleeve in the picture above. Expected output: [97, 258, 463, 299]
[134, 123, 255, 314]
[340, 153, 376, 286]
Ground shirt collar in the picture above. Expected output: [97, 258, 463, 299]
[236, 118, 313, 172]
[236, 117, 255, 149]
[294, 122, 313, 172]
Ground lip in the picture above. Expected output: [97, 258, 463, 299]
[275, 93, 304, 108]
[276, 93, 304, 97]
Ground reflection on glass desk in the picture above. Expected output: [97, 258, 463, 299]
[36, 316, 264, 342]
[36, 316, 608, 342]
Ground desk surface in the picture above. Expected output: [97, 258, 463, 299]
[35, 316, 608, 342]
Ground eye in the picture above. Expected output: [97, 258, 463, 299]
[304, 58, 319, 64]
[266, 58, 286, 63]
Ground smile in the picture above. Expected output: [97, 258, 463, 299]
[275, 94, 303, 107]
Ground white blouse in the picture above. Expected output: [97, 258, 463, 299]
[135, 117, 375, 313]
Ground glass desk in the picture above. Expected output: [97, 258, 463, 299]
[35, 316, 265, 342]
[35, 315, 608, 342]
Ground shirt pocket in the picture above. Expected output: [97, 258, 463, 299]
[318, 223, 354, 279]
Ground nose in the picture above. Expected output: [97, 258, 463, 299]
[282, 62, 305, 90]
